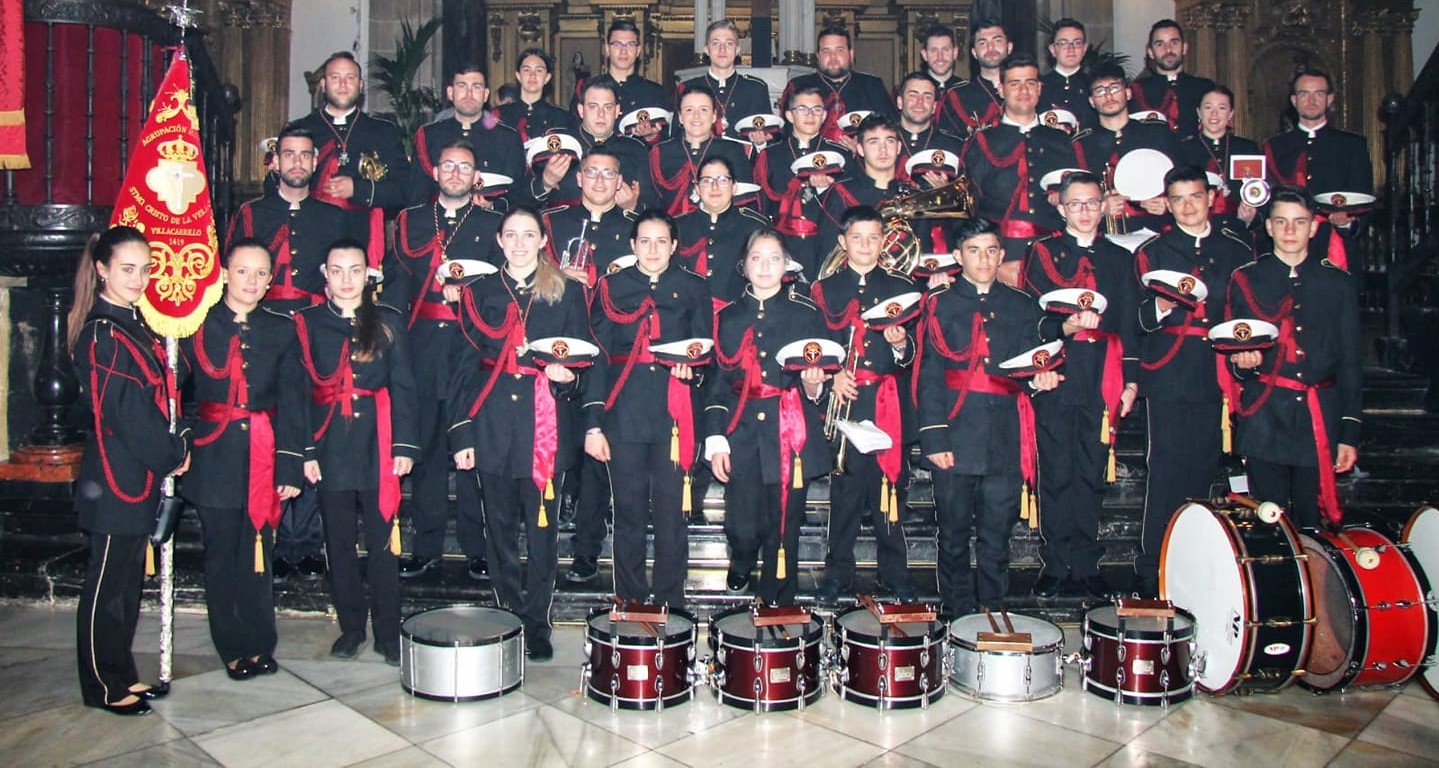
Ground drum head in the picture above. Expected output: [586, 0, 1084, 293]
[1403, 506, 1439, 696]
[1161, 503, 1247, 691]
[1084, 604, 1194, 638]
[949, 612, 1064, 651]
[836, 606, 939, 641]
[402, 606, 522, 646]
[711, 608, 815, 640]
[587, 608, 695, 639]
[1298, 532, 1357, 689]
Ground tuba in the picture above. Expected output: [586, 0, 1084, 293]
[817, 176, 976, 280]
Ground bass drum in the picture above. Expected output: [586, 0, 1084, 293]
[831, 606, 947, 709]
[1081, 605, 1195, 706]
[707, 607, 824, 712]
[1401, 505, 1439, 699]
[1160, 501, 1315, 694]
[949, 612, 1065, 703]
[1299, 527, 1431, 692]
[400, 606, 525, 701]
[582, 607, 697, 711]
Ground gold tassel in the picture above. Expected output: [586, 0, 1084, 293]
[145, 541, 155, 577]
[670, 424, 680, 464]
[537, 501, 549, 528]
[880, 477, 891, 516]
[1100, 407, 1111, 444]
[1019, 483, 1031, 521]
[544, 476, 555, 501]
[682, 474, 693, 514]
[389, 517, 402, 555]
[254, 532, 265, 574]
[792, 455, 803, 488]
[1221, 396, 1233, 454]
[890, 485, 900, 523]
[1106, 445, 1117, 484]
[1028, 489, 1039, 530]
[776, 545, 787, 580]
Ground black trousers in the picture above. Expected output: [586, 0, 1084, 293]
[1246, 458, 1323, 530]
[1137, 400, 1223, 580]
[724, 452, 805, 606]
[318, 490, 400, 647]
[407, 396, 486, 560]
[197, 507, 278, 663]
[481, 472, 557, 639]
[609, 442, 689, 607]
[933, 470, 1019, 615]
[1036, 400, 1108, 580]
[825, 451, 909, 589]
[275, 482, 324, 560]
[76, 532, 146, 707]
[570, 455, 611, 561]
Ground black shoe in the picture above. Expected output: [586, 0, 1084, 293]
[226, 658, 260, 681]
[725, 569, 750, 594]
[296, 554, 327, 581]
[1031, 574, 1064, 598]
[525, 631, 553, 661]
[815, 579, 843, 606]
[397, 555, 440, 579]
[890, 581, 919, 603]
[131, 681, 169, 700]
[374, 642, 401, 667]
[1079, 575, 1113, 599]
[271, 557, 294, 584]
[253, 655, 279, 674]
[93, 697, 151, 716]
[330, 632, 366, 659]
[566, 555, 599, 584]
[467, 557, 489, 581]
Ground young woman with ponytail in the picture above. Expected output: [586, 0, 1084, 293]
[70, 226, 191, 716]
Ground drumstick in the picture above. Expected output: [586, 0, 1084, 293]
[985, 609, 1001, 633]
[1000, 610, 1016, 634]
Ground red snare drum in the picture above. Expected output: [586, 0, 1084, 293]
[707, 606, 824, 712]
[582, 607, 697, 711]
[1081, 604, 1195, 706]
[1299, 526, 1430, 692]
[831, 606, 947, 709]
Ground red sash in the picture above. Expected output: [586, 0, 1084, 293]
[1074, 329, 1125, 444]
[716, 331, 808, 520]
[310, 384, 401, 521]
[1263, 375, 1341, 526]
[943, 369, 1038, 493]
[854, 369, 903, 484]
[197, 402, 281, 530]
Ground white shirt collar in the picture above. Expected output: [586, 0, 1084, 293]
[1176, 222, 1213, 245]
[325, 105, 358, 125]
[1065, 228, 1097, 248]
[1054, 65, 1081, 78]
[1301, 120, 1327, 138]
[1002, 115, 1041, 134]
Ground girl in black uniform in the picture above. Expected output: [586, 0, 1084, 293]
[295, 241, 419, 665]
[69, 226, 191, 715]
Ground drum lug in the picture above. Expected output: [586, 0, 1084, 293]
[1064, 651, 1090, 672]
[655, 676, 665, 714]
[919, 672, 930, 710]
[580, 662, 592, 700]
[797, 673, 808, 711]
[1188, 649, 1207, 679]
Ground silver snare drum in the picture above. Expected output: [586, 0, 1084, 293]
[400, 606, 525, 701]
[948, 612, 1064, 702]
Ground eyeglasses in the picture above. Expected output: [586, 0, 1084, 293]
[789, 105, 826, 117]
[1091, 84, 1126, 97]
[1063, 199, 1103, 212]
[581, 167, 619, 180]
[438, 160, 475, 173]
[1052, 39, 1087, 49]
[698, 175, 733, 186]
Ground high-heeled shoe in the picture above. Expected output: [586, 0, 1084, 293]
[130, 681, 169, 700]
[226, 658, 258, 681]
[252, 655, 279, 674]
[91, 697, 152, 716]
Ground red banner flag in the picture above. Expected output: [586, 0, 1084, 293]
[110, 54, 220, 338]
[0, 0, 27, 169]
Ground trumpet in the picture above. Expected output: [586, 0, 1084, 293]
[1102, 164, 1129, 235]
[817, 176, 976, 280]
[824, 324, 862, 474]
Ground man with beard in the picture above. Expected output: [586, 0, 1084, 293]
[960, 53, 1078, 287]
[525, 76, 654, 213]
[572, 20, 667, 144]
[650, 87, 754, 217]
[498, 48, 576, 142]
[290, 52, 413, 265]
[677, 20, 773, 145]
[920, 25, 966, 112]
[1038, 19, 1098, 133]
[939, 18, 1010, 141]
[227, 125, 351, 582]
[896, 72, 966, 177]
[1129, 20, 1215, 142]
[412, 65, 525, 209]
[1075, 64, 1185, 234]
[388, 141, 502, 581]
[755, 85, 849, 272]
[780, 25, 894, 151]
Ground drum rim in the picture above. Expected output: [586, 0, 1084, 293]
[402, 678, 522, 702]
[711, 608, 824, 649]
[399, 604, 524, 647]
[715, 684, 824, 711]
[948, 613, 1065, 653]
[1083, 604, 1197, 641]
[584, 605, 698, 642]
[1298, 528, 1373, 691]
[833, 605, 946, 646]
[833, 682, 946, 708]
[1080, 675, 1194, 705]
[584, 685, 695, 709]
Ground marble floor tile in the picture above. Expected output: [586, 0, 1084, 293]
[0, 702, 185, 765]
[132, 610, 217, 657]
[552, 684, 744, 749]
[608, 752, 694, 768]
[0, 644, 62, 668]
[285, 658, 404, 699]
[193, 699, 410, 767]
[780, 689, 974, 750]
[420, 704, 649, 766]
[0, 649, 84, 721]
[1204, 683, 1394, 737]
[520, 662, 591, 704]
[893, 704, 1122, 768]
[131, 651, 227, 684]
[348, 745, 453, 767]
[272, 612, 359, 663]
[1128, 698, 1349, 767]
[658, 708, 886, 767]
[342, 683, 544, 744]
[860, 752, 943, 768]
[1094, 745, 1202, 767]
[151, 667, 329, 736]
[1328, 740, 1439, 767]
[1002, 671, 1171, 745]
[1401, 677, 1438, 700]
[1356, 689, 1439, 759]
[82, 737, 221, 767]
[0, 603, 79, 649]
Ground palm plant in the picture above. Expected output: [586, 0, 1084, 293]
[371, 17, 443, 155]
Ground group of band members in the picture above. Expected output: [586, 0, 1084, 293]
[69, 13, 1373, 711]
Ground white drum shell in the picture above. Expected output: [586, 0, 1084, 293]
[948, 613, 1064, 702]
[400, 606, 525, 701]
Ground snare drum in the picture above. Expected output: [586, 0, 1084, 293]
[1160, 501, 1315, 694]
[949, 612, 1065, 702]
[582, 607, 697, 711]
[707, 606, 823, 712]
[1401, 505, 1439, 698]
[400, 606, 525, 701]
[1299, 527, 1431, 692]
[831, 606, 947, 709]
[1081, 605, 1195, 706]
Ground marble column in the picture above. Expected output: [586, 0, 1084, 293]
[695, 0, 727, 56]
[779, 0, 815, 64]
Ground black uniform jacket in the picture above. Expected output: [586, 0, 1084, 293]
[1128, 71, 1215, 141]
[899, 125, 967, 180]
[1263, 123, 1373, 197]
[411, 115, 526, 204]
[939, 77, 1004, 141]
[675, 204, 771, 305]
[289, 108, 414, 212]
[571, 73, 668, 125]
[649, 134, 754, 216]
[1133, 225, 1253, 403]
[1038, 69, 1099, 132]
[1075, 118, 1185, 230]
[678, 71, 775, 141]
[522, 129, 655, 211]
[705, 286, 836, 483]
[542, 203, 638, 284]
[498, 98, 577, 143]
[754, 131, 852, 219]
[1023, 232, 1140, 407]
[1225, 254, 1363, 462]
[179, 303, 307, 507]
[814, 175, 917, 274]
[227, 192, 351, 313]
[73, 300, 190, 535]
[915, 278, 1044, 473]
[810, 266, 918, 430]
[780, 71, 896, 142]
[592, 263, 713, 445]
[960, 122, 1078, 239]
[293, 302, 420, 491]
[447, 270, 600, 478]
[1181, 132, 1264, 221]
